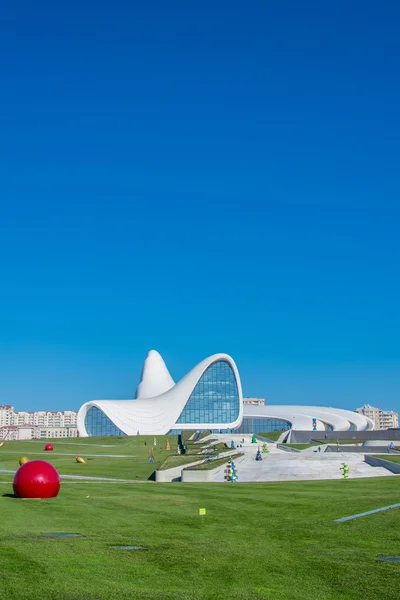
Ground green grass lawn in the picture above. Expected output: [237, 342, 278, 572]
[0, 476, 399, 600]
[181, 430, 196, 442]
[157, 454, 206, 470]
[184, 452, 244, 470]
[373, 455, 400, 463]
[0, 436, 178, 480]
[159, 446, 233, 470]
[196, 430, 212, 440]
[314, 439, 367, 445]
[258, 431, 285, 441]
[285, 443, 320, 450]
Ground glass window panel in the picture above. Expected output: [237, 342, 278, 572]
[176, 360, 240, 426]
[84, 406, 126, 437]
[235, 417, 291, 434]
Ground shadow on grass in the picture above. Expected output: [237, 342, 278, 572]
[2, 493, 16, 498]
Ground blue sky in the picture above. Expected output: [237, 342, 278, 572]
[1, 1, 399, 413]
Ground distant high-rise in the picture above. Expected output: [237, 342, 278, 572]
[0, 405, 78, 440]
[355, 405, 399, 430]
[243, 398, 266, 406]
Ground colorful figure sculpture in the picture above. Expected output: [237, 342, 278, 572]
[176, 445, 181, 455]
[224, 458, 238, 482]
[255, 447, 263, 461]
[19, 457, 29, 466]
[230, 440, 235, 449]
[251, 434, 257, 444]
[75, 456, 85, 463]
[44, 444, 54, 451]
[340, 463, 349, 479]
[165, 440, 171, 451]
[153, 437, 157, 447]
[262, 442, 269, 453]
[148, 447, 155, 463]
[13, 460, 60, 498]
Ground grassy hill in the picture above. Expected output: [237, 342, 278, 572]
[0, 474, 398, 599]
[0, 435, 179, 480]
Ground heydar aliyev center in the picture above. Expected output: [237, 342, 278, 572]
[77, 350, 374, 437]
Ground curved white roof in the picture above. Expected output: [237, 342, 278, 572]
[78, 351, 243, 436]
[242, 404, 374, 431]
[135, 350, 175, 399]
[77, 351, 374, 436]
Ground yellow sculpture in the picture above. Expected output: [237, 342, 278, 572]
[165, 440, 171, 451]
[75, 456, 86, 463]
[0, 441, 5, 448]
[19, 457, 29, 465]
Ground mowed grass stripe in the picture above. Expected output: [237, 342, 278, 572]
[0, 435, 178, 480]
[0, 478, 399, 600]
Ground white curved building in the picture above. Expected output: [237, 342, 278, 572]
[237, 404, 374, 434]
[78, 350, 243, 436]
[77, 350, 374, 436]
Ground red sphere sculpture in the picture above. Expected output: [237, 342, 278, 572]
[45, 444, 54, 451]
[13, 460, 60, 499]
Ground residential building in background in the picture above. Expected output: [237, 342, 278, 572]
[0, 405, 78, 440]
[243, 398, 266, 406]
[355, 405, 399, 430]
[0, 405, 14, 427]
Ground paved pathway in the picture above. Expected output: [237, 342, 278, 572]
[0, 468, 150, 483]
[198, 434, 395, 483]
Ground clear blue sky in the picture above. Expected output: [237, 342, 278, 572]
[1, 1, 399, 413]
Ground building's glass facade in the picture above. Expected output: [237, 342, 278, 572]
[84, 406, 126, 437]
[235, 417, 291, 434]
[176, 360, 240, 425]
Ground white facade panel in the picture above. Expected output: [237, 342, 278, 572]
[78, 352, 243, 436]
[77, 351, 374, 436]
[242, 405, 374, 431]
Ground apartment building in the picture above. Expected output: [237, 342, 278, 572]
[243, 398, 266, 406]
[0, 425, 33, 441]
[9, 409, 78, 428]
[0, 425, 78, 441]
[0, 405, 78, 440]
[33, 426, 78, 439]
[355, 404, 399, 430]
[0, 405, 14, 427]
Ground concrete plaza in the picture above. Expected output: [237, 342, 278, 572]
[204, 434, 394, 483]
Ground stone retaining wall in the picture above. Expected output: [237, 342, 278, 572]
[276, 443, 300, 453]
[291, 430, 400, 444]
[364, 454, 400, 474]
[155, 458, 206, 482]
[325, 445, 389, 453]
[181, 469, 214, 482]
